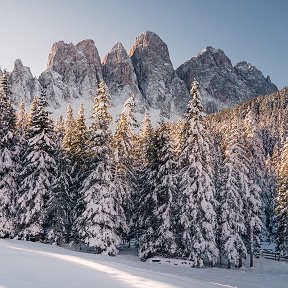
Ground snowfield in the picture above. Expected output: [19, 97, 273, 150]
[0, 239, 287, 288]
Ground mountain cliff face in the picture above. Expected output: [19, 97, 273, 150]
[39, 39, 103, 108]
[129, 31, 190, 116]
[176, 46, 278, 113]
[5, 32, 278, 118]
[9, 59, 41, 103]
[102, 42, 145, 113]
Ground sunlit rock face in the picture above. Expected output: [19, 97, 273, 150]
[39, 39, 103, 108]
[6, 32, 277, 119]
[129, 31, 190, 117]
[176, 46, 278, 113]
[102, 42, 145, 113]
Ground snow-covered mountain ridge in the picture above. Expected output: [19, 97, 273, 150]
[1, 31, 278, 118]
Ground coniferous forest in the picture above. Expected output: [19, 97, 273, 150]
[0, 70, 287, 269]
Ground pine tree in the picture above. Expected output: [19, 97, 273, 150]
[219, 122, 248, 269]
[62, 104, 89, 242]
[244, 111, 264, 267]
[265, 156, 278, 241]
[114, 96, 138, 242]
[17, 91, 56, 239]
[46, 115, 73, 244]
[276, 137, 288, 252]
[0, 71, 18, 238]
[149, 121, 178, 257]
[177, 79, 218, 267]
[62, 104, 75, 153]
[137, 127, 158, 259]
[76, 81, 127, 255]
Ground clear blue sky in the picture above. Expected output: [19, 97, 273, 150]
[0, 0, 287, 88]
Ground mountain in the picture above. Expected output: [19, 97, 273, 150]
[102, 42, 145, 113]
[176, 46, 278, 113]
[129, 31, 190, 117]
[5, 31, 278, 118]
[39, 39, 103, 108]
[9, 59, 41, 103]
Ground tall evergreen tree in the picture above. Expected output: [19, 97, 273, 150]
[219, 122, 248, 269]
[244, 111, 264, 267]
[138, 120, 178, 259]
[17, 91, 56, 239]
[76, 81, 127, 255]
[114, 96, 138, 242]
[177, 79, 218, 267]
[47, 115, 73, 244]
[276, 137, 288, 252]
[0, 71, 18, 237]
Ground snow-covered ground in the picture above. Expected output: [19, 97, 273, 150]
[0, 239, 287, 288]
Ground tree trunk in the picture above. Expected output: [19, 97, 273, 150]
[238, 257, 243, 268]
[228, 260, 231, 269]
[250, 222, 254, 268]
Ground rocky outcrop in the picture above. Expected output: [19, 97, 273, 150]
[176, 46, 278, 113]
[129, 31, 190, 117]
[102, 42, 145, 112]
[9, 59, 41, 103]
[4, 32, 278, 119]
[39, 39, 103, 108]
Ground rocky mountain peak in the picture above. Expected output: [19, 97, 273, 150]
[176, 46, 278, 113]
[195, 46, 232, 68]
[75, 39, 102, 67]
[103, 42, 128, 65]
[9, 59, 41, 103]
[129, 31, 189, 116]
[39, 39, 103, 107]
[129, 31, 172, 66]
[102, 42, 145, 113]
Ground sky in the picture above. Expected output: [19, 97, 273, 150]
[0, 0, 287, 88]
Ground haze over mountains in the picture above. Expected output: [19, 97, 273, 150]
[0, 31, 278, 118]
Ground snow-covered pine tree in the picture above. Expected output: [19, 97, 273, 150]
[46, 115, 73, 244]
[276, 137, 288, 252]
[17, 90, 56, 240]
[151, 121, 178, 257]
[265, 156, 278, 242]
[138, 111, 154, 165]
[62, 104, 89, 243]
[244, 111, 265, 267]
[131, 111, 154, 245]
[219, 121, 248, 269]
[0, 70, 18, 238]
[62, 104, 75, 153]
[114, 96, 138, 243]
[137, 125, 158, 259]
[76, 81, 127, 255]
[177, 79, 218, 267]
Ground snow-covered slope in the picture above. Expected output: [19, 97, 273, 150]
[0, 239, 287, 288]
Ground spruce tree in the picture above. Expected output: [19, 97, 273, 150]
[177, 79, 218, 267]
[139, 121, 177, 258]
[47, 115, 73, 244]
[276, 137, 288, 252]
[0, 71, 18, 238]
[114, 96, 138, 242]
[17, 91, 56, 239]
[244, 111, 264, 267]
[219, 122, 248, 269]
[76, 81, 127, 255]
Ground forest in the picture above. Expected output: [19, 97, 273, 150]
[0, 72, 287, 269]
